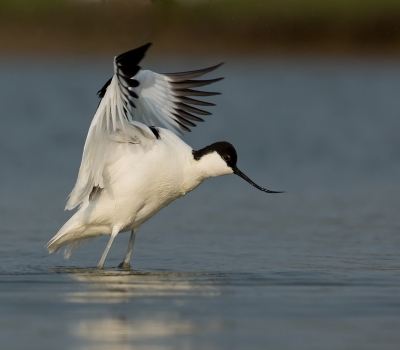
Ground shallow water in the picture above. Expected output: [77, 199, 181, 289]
[1, 57, 400, 349]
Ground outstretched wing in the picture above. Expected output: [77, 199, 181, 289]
[66, 45, 157, 210]
[103, 43, 223, 133]
[66, 43, 223, 210]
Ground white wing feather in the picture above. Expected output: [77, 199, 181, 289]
[66, 44, 223, 210]
[66, 77, 155, 210]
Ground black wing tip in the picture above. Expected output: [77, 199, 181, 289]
[169, 68, 222, 121]
[120, 42, 152, 56]
[98, 43, 152, 98]
[173, 114, 197, 127]
[178, 96, 216, 107]
[164, 63, 224, 81]
[175, 119, 192, 132]
[214, 62, 225, 69]
[175, 102, 212, 116]
[170, 77, 224, 90]
[115, 42, 152, 64]
[168, 62, 224, 74]
[174, 109, 205, 122]
[143, 42, 152, 49]
[120, 42, 152, 55]
[172, 88, 222, 97]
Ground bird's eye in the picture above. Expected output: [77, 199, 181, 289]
[223, 155, 231, 161]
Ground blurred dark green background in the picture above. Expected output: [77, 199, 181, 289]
[1, 0, 400, 57]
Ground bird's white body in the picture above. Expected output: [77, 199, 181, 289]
[47, 43, 280, 268]
[48, 128, 232, 258]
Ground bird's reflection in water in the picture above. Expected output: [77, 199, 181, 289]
[61, 268, 221, 303]
[59, 268, 226, 350]
[73, 317, 198, 350]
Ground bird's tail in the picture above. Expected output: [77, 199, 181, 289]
[46, 214, 92, 259]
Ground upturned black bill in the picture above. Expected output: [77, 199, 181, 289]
[233, 168, 283, 193]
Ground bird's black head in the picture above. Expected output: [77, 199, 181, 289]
[192, 141, 283, 194]
[193, 141, 237, 169]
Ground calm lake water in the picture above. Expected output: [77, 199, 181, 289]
[0, 56, 400, 349]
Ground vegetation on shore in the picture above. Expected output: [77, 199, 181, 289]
[1, 0, 400, 56]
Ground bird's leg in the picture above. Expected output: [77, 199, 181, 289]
[97, 226, 120, 269]
[119, 229, 137, 269]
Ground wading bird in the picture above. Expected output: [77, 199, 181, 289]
[47, 43, 282, 268]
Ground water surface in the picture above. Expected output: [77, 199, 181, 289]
[0, 57, 399, 349]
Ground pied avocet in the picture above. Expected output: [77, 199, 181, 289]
[46, 43, 282, 268]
